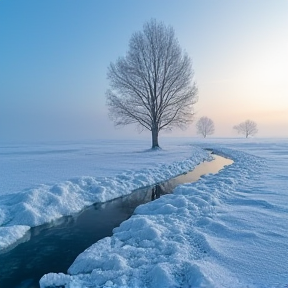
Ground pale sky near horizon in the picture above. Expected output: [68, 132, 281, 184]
[1, 0, 287, 142]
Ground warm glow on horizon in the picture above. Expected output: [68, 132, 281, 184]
[192, 36, 288, 138]
[1, 0, 287, 141]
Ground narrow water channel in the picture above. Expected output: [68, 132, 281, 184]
[0, 154, 233, 288]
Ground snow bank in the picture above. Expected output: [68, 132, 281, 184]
[0, 225, 30, 251]
[0, 146, 210, 251]
[40, 145, 288, 288]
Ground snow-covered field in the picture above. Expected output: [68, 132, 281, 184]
[0, 139, 211, 251]
[1, 138, 287, 288]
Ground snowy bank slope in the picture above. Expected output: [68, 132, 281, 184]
[40, 145, 288, 288]
[0, 145, 210, 251]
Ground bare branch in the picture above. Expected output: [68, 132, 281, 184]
[196, 116, 215, 138]
[233, 119, 258, 138]
[106, 19, 198, 148]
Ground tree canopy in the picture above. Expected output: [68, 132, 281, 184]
[196, 116, 215, 138]
[233, 119, 258, 138]
[106, 19, 198, 148]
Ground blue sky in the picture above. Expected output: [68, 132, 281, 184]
[1, 0, 287, 141]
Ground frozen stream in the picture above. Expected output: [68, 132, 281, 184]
[0, 154, 233, 288]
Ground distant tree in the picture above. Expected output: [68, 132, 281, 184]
[106, 19, 198, 149]
[233, 119, 258, 138]
[196, 116, 215, 138]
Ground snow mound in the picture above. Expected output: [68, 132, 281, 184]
[40, 144, 288, 288]
[40, 148, 269, 288]
[0, 146, 210, 251]
[0, 225, 30, 251]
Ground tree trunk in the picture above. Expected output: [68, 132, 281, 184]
[151, 128, 159, 149]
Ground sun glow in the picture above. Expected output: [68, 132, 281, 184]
[240, 44, 288, 85]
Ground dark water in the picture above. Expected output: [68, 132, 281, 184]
[0, 154, 233, 288]
[0, 191, 151, 288]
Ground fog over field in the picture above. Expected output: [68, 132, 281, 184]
[1, 1, 287, 142]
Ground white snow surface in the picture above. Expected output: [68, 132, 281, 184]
[0, 140, 211, 250]
[1, 138, 287, 288]
[39, 138, 288, 288]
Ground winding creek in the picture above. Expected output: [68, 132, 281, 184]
[0, 153, 233, 288]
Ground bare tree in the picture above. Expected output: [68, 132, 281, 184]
[196, 116, 215, 138]
[106, 19, 198, 149]
[233, 119, 258, 138]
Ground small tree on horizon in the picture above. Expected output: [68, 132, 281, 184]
[106, 19, 198, 149]
[196, 116, 215, 138]
[233, 119, 258, 138]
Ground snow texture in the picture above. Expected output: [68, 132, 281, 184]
[1, 138, 287, 287]
[0, 140, 210, 250]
